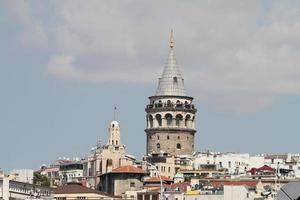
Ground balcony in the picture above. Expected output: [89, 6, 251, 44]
[145, 103, 197, 113]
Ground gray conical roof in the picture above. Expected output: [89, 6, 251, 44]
[155, 47, 186, 96]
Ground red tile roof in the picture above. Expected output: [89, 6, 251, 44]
[53, 183, 112, 196]
[210, 180, 258, 188]
[144, 176, 172, 182]
[169, 182, 190, 192]
[257, 165, 274, 171]
[111, 165, 148, 174]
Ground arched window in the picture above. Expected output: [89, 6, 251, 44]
[107, 159, 113, 166]
[176, 143, 181, 149]
[185, 115, 191, 127]
[156, 114, 162, 127]
[149, 115, 154, 128]
[157, 143, 160, 149]
[165, 113, 173, 126]
[167, 135, 170, 140]
[167, 100, 172, 107]
[116, 140, 118, 145]
[157, 135, 160, 140]
[175, 114, 183, 127]
[177, 136, 180, 139]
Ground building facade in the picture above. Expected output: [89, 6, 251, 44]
[145, 32, 197, 156]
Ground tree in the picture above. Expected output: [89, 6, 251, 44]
[33, 172, 50, 187]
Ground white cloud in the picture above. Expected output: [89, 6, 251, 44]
[5, 0, 48, 49]
[6, 0, 300, 113]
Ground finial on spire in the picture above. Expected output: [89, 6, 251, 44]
[169, 29, 174, 48]
[113, 106, 117, 120]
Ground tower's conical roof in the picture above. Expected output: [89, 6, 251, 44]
[155, 31, 186, 96]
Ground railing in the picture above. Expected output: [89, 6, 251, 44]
[146, 103, 196, 111]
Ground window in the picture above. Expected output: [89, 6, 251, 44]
[177, 136, 180, 139]
[157, 143, 160, 149]
[185, 115, 191, 127]
[116, 140, 118, 145]
[149, 115, 154, 127]
[167, 135, 170, 140]
[165, 113, 173, 126]
[156, 114, 162, 126]
[168, 167, 171, 172]
[157, 135, 160, 140]
[152, 194, 158, 200]
[177, 143, 181, 149]
[175, 114, 183, 126]
[130, 182, 135, 187]
[173, 77, 178, 83]
[77, 197, 86, 200]
[228, 161, 231, 168]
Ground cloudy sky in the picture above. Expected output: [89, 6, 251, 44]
[1, 0, 300, 171]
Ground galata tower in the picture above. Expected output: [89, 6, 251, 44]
[145, 31, 197, 156]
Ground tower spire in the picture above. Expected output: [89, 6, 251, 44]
[169, 29, 174, 48]
[113, 106, 116, 120]
[155, 31, 186, 96]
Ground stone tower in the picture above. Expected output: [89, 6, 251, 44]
[108, 120, 122, 146]
[145, 31, 197, 156]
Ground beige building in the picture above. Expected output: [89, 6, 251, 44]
[83, 120, 134, 188]
[144, 153, 193, 179]
[99, 165, 148, 197]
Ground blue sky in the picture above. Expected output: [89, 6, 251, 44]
[1, 0, 300, 171]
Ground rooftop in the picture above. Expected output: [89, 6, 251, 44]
[111, 165, 148, 174]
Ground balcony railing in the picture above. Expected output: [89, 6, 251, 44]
[146, 103, 196, 113]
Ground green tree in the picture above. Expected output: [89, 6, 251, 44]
[33, 172, 50, 187]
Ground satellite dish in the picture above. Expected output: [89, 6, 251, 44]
[276, 181, 300, 200]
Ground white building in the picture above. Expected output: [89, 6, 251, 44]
[193, 152, 264, 175]
[9, 169, 34, 184]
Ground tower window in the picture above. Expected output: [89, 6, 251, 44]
[156, 114, 162, 127]
[157, 143, 160, 149]
[165, 113, 173, 126]
[175, 114, 183, 127]
[185, 115, 191, 127]
[116, 140, 118, 145]
[176, 143, 181, 150]
[149, 115, 154, 128]
[173, 77, 178, 83]
[157, 135, 160, 140]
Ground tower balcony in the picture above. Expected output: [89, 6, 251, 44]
[145, 103, 197, 113]
[145, 126, 196, 133]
